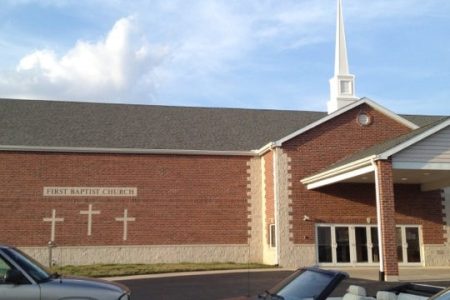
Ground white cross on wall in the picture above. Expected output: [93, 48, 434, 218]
[43, 209, 64, 242]
[115, 209, 135, 241]
[80, 204, 101, 236]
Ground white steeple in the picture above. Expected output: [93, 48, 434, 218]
[327, 0, 358, 114]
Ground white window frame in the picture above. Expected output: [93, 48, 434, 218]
[339, 80, 353, 95]
[269, 224, 276, 248]
[315, 224, 423, 267]
[396, 225, 424, 266]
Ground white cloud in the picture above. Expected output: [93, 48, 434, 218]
[0, 17, 169, 101]
[0, 1, 260, 103]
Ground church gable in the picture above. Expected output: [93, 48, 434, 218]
[282, 102, 413, 180]
[280, 102, 412, 172]
[274, 98, 418, 150]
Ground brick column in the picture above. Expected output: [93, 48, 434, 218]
[376, 160, 399, 281]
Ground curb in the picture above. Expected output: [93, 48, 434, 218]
[103, 268, 292, 281]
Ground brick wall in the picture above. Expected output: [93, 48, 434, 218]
[282, 104, 444, 245]
[376, 160, 399, 276]
[0, 152, 251, 246]
[313, 183, 444, 244]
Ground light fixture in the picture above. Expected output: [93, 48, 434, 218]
[401, 177, 408, 181]
[303, 215, 310, 221]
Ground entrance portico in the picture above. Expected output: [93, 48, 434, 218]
[301, 118, 450, 281]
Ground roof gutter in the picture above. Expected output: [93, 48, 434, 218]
[254, 142, 278, 156]
[301, 155, 377, 187]
[0, 145, 257, 156]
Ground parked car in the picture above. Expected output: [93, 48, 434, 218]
[0, 245, 131, 300]
[225, 267, 349, 300]
[226, 267, 448, 300]
[382, 283, 444, 300]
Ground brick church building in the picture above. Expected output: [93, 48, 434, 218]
[0, 1, 449, 281]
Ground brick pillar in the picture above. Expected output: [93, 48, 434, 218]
[376, 160, 399, 281]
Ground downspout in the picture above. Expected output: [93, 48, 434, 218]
[372, 159, 385, 281]
[273, 147, 280, 265]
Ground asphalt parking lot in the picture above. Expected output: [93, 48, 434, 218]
[116, 270, 450, 300]
[117, 271, 292, 300]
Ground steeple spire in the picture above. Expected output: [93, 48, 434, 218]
[335, 0, 349, 76]
[327, 0, 358, 114]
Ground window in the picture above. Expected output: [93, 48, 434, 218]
[276, 269, 337, 300]
[396, 227, 403, 263]
[316, 224, 422, 265]
[370, 227, 379, 263]
[397, 226, 422, 263]
[317, 226, 332, 263]
[355, 227, 368, 263]
[269, 224, 276, 248]
[335, 227, 350, 263]
[340, 80, 352, 95]
[405, 227, 421, 263]
[0, 255, 13, 284]
[2, 248, 50, 283]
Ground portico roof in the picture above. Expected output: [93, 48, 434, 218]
[302, 117, 450, 190]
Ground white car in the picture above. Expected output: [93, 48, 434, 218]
[0, 245, 131, 300]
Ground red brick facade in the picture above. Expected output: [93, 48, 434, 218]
[0, 102, 446, 269]
[282, 104, 445, 245]
[0, 152, 251, 246]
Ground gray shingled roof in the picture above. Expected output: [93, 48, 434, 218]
[0, 99, 326, 151]
[399, 114, 446, 127]
[0, 98, 446, 152]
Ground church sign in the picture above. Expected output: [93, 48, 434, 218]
[43, 187, 137, 197]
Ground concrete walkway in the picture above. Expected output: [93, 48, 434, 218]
[327, 267, 450, 282]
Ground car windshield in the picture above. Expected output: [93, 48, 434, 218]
[431, 289, 450, 300]
[3, 248, 51, 283]
[271, 269, 337, 300]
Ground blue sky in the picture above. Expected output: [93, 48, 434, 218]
[0, 0, 449, 115]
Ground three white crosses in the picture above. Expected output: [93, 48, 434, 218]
[43, 206, 135, 242]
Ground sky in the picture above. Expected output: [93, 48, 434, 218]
[0, 0, 449, 115]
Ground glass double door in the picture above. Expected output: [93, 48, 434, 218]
[396, 226, 421, 263]
[317, 225, 421, 265]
